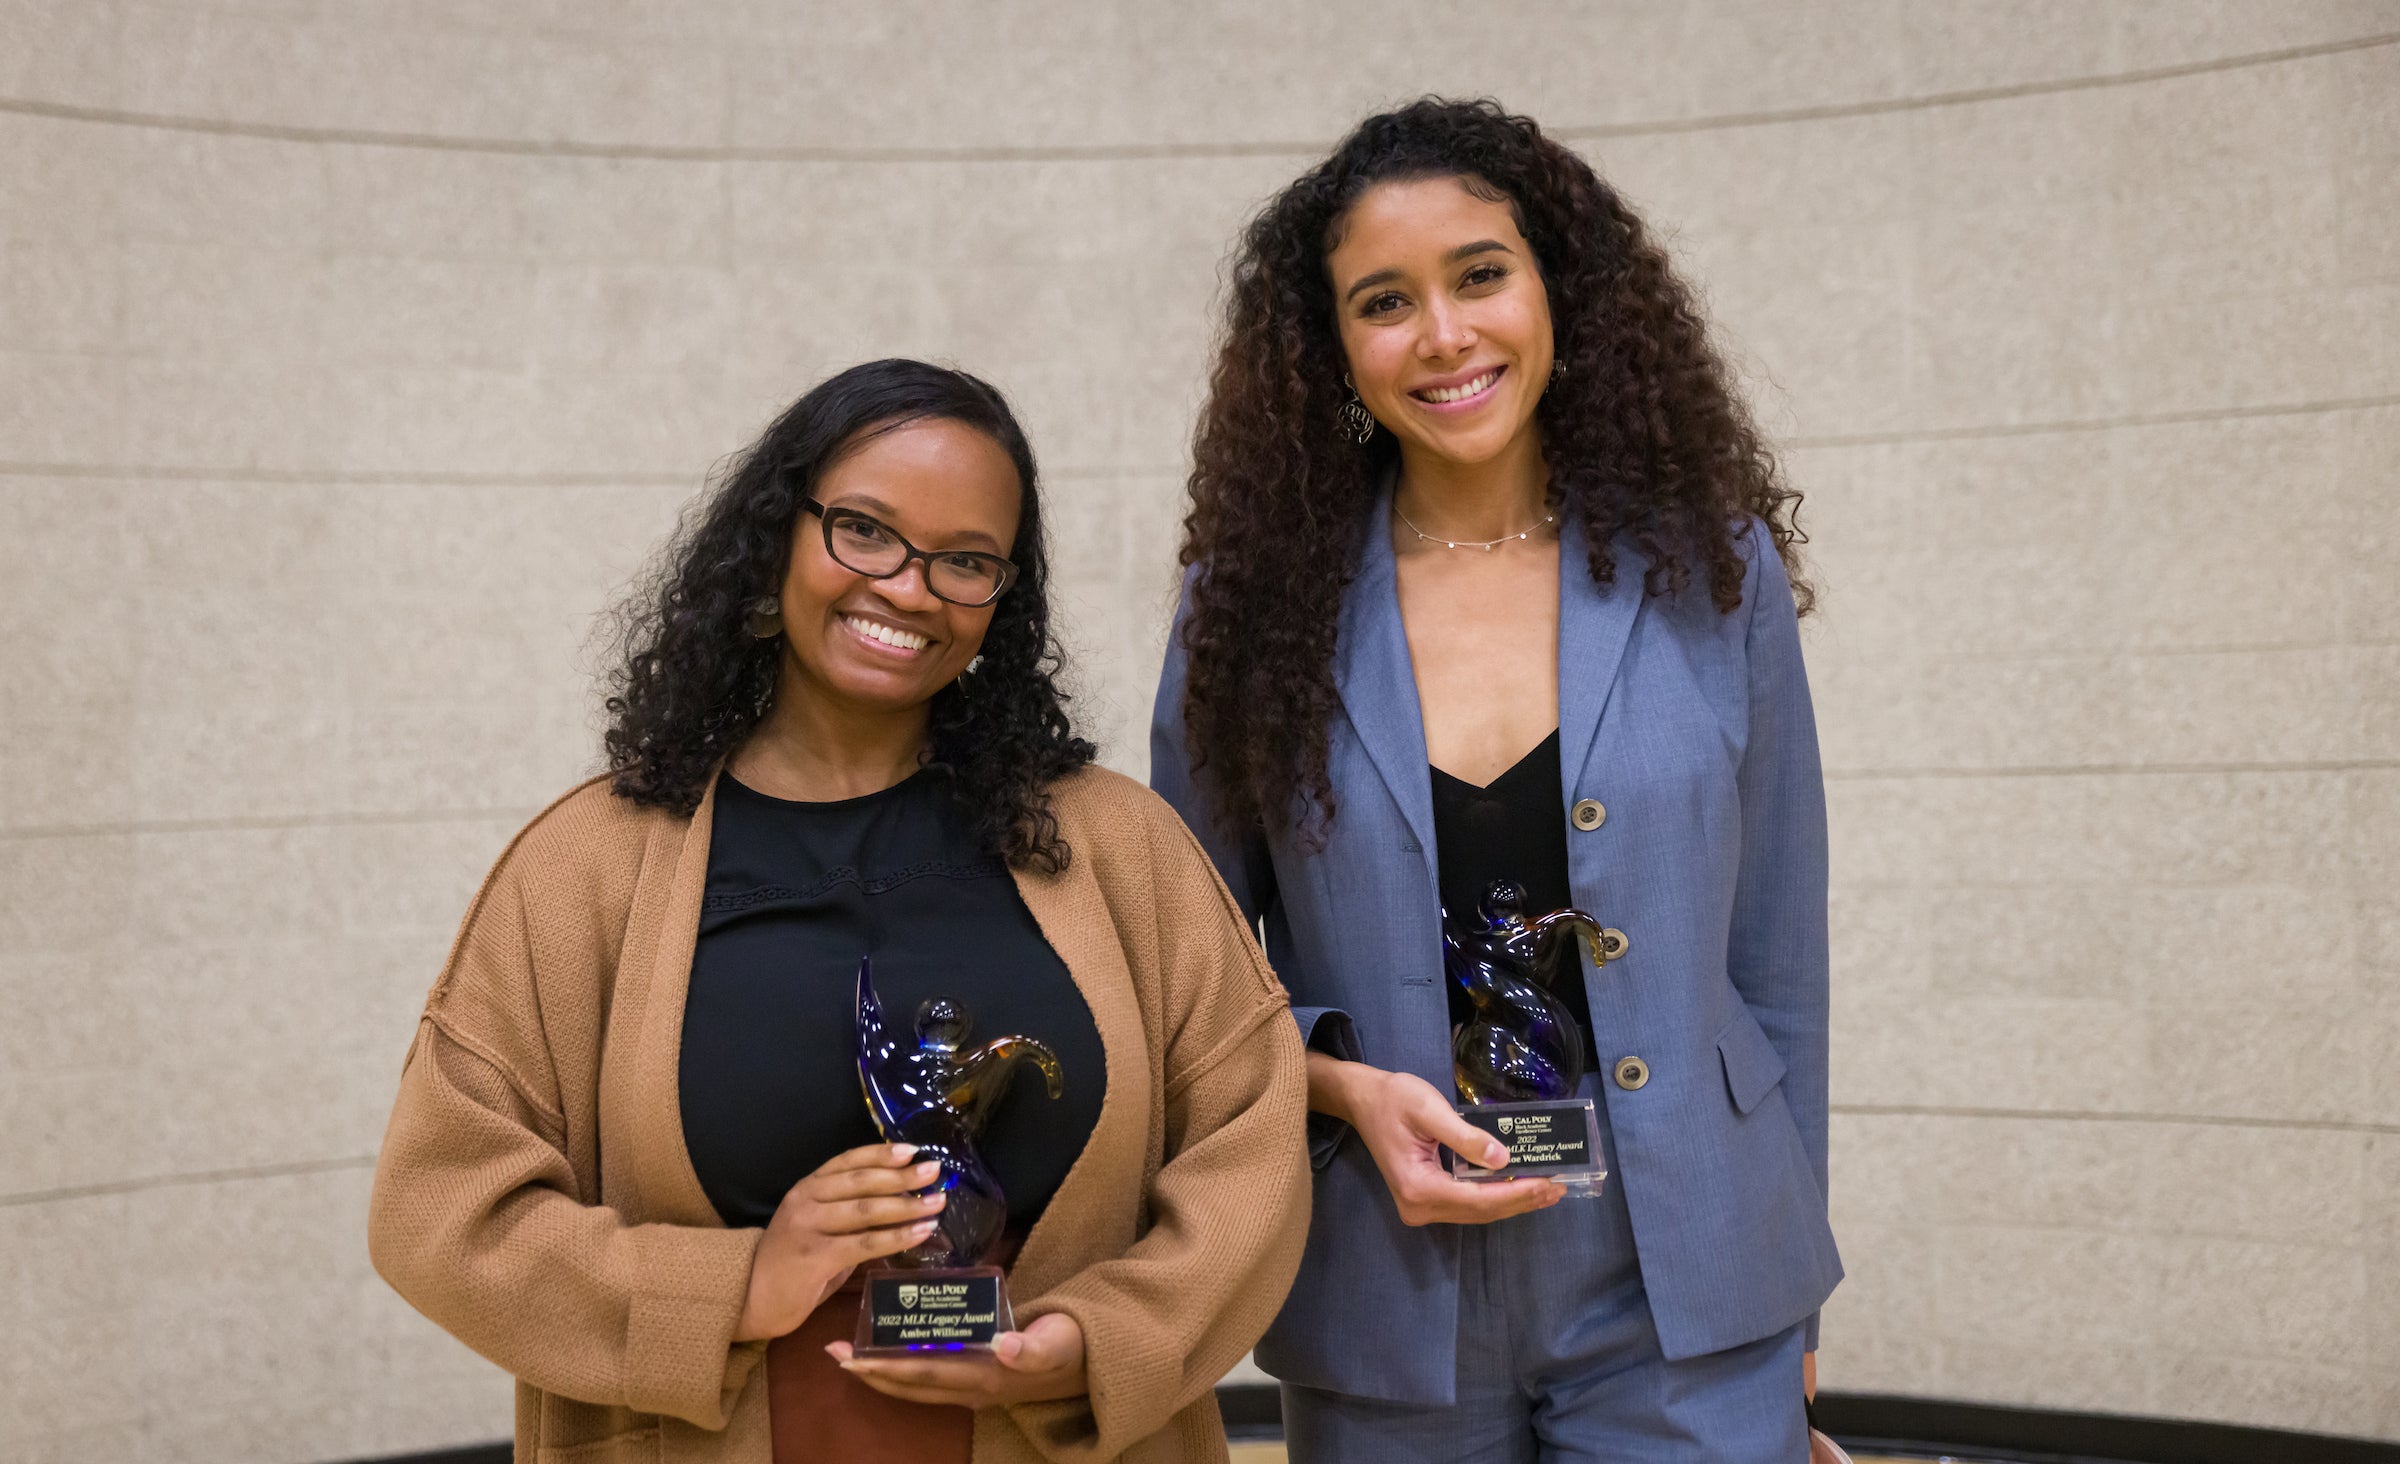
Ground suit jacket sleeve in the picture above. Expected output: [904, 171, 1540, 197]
[366, 834, 764, 1428]
[1725, 526, 1832, 1351]
[1149, 582, 1361, 1166]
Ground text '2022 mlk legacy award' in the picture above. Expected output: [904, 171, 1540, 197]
[1446, 879, 1624, 1197]
[851, 958, 1062, 1354]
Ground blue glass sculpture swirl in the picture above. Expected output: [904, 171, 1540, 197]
[853, 958, 1063, 1268]
[1444, 880, 1601, 1104]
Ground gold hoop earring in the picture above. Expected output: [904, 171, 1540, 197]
[1339, 375, 1376, 445]
[745, 595, 782, 639]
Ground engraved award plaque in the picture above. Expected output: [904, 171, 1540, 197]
[851, 958, 1062, 1354]
[1446, 879, 1618, 1197]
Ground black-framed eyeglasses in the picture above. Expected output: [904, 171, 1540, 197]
[802, 499, 1020, 608]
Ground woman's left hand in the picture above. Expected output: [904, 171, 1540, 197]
[827, 1311, 1088, 1407]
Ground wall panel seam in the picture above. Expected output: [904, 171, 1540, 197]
[8, 395, 2391, 492]
[0, 807, 536, 841]
[0, 31, 2390, 159]
[1832, 1104, 2400, 1136]
[1826, 759, 2400, 781]
[1555, 29, 2400, 136]
[1786, 395, 2400, 450]
[0, 461, 1174, 486]
[1876, 640, 2400, 662]
[0, 1153, 378, 1209]
[0, 465, 698, 488]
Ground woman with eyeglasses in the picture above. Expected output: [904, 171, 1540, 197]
[1152, 100, 1839, 1461]
[368, 359, 1309, 1464]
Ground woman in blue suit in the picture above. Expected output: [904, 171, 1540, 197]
[1151, 99, 1841, 1461]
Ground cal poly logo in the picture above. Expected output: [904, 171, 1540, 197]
[897, 1284, 920, 1310]
[1497, 1116, 1517, 1134]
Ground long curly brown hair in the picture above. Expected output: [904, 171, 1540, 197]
[1176, 97, 1809, 841]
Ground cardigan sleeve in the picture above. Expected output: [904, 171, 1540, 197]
[1005, 807, 1312, 1462]
[366, 836, 766, 1429]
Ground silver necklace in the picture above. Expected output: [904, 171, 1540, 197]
[1393, 503, 1555, 551]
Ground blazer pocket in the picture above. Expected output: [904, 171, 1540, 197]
[1715, 1007, 1788, 1116]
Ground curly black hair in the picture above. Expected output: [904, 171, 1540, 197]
[602, 359, 1095, 872]
[1178, 97, 1809, 842]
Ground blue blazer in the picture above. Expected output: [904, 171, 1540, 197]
[1150, 497, 1842, 1404]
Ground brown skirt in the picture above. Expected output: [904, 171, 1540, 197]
[766, 1274, 973, 1464]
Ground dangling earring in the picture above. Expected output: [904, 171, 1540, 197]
[745, 595, 782, 639]
[953, 655, 983, 696]
[1550, 357, 1565, 384]
[1339, 375, 1376, 445]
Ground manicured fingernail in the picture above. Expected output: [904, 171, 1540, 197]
[911, 1218, 939, 1235]
[913, 1160, 941, 1178]
[890, 1144, 917, 1161]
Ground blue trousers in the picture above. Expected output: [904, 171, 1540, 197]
[1281, 1080, 1807, 1463]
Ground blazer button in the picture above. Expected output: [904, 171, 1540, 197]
[1571, 798, 1606, 831]
[1613, 1056, 1650, 1091]
[1597, 927, 1629, 961]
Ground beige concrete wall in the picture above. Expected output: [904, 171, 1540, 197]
[0, 3, 2391, 1458]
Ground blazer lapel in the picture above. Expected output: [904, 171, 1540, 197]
[1556, 512, 1645, 785]
[1332, 483, 1437, 857]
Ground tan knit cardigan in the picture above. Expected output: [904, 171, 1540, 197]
[367, 766, 1309, 1464]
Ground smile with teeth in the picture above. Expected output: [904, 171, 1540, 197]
[842, 614, 930, 653]
[1413, 368, 1503, 405]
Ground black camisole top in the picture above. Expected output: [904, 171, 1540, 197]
[1428, 729, 1596, 1066]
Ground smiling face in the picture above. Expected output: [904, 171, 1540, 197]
[776, 415, 1022, 718]
[1326, 175, 1555, 470]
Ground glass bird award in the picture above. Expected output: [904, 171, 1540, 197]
[1446, 879, 1618, 1197]
[851, 958, 1062, 1354]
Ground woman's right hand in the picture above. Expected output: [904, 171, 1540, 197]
[1309, 1054, 1564, 1226]
[734, 1143, 948, 1341]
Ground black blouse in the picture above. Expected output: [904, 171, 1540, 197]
[678, 769, 1106, 1231]
[1428, 729, 1596, 1065]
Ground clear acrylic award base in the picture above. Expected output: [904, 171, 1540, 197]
[1451, 1097, 1608, 1198]
[853, 1265, 1014, 1355]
